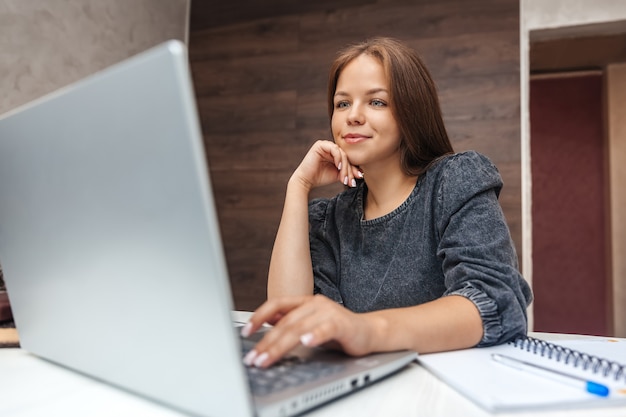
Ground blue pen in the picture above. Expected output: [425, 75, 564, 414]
[491, 353, 610, 397]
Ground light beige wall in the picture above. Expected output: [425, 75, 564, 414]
[521, 0, 626, 335]
[0, 0, 189, 293]
[523, 0, 626, 32]
[0, 0, 190, 115]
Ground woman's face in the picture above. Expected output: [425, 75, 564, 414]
[331, 54, 402, 172]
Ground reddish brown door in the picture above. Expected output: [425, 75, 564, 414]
[530, 73, 610, 335]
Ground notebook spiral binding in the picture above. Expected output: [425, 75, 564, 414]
[510, 336, 626, 383]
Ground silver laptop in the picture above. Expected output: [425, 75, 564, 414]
[0, 40, 417, 417]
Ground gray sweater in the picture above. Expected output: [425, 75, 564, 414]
[309, 151, 533, 346]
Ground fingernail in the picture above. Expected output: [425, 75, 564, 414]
[358, 171, 364, 178]
[337, 162, 342, 170]
[343, 176, 348, 185]
[300, 333, 314, 346]
[240, 322, 252, 338]
[351, 179, 357, 187]
[243, 349, 257, 366]
[254, 352, 269, 368]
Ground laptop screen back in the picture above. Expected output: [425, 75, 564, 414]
[0, 41, 254, 417]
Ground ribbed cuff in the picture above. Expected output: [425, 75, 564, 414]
[448, 286, 502, 347]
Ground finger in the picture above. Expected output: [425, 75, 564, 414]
[293, 301, 345, 349]
[307, 141, 346, 187]
[348, 166, 363, 188]
[344, 162, 360, 188]
[334, 148, 352, 187]
[244, 305, 318, 368]
[298, 320, 335, 348]
[247, 296, 340, 368]
[314, 140, 342, 170]
[255, 307, 342, 367]
[293, 301, 371, 356]
[241, 296, 310, 337]
[248, 326, 304, 368]
[265, 312, 286, 326]
[335, 149, 362, 188]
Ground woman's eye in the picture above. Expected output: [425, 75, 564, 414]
[371, 99, 386, 107]
[335, 101, 350, 109]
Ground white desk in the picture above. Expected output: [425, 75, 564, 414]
[2, 319, 626, 417]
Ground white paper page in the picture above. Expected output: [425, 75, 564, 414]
[418, 337, 626, 412]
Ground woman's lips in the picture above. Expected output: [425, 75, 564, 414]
[343, 134, 370, 144]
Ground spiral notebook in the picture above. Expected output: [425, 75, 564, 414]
[418, 335, 626, 412]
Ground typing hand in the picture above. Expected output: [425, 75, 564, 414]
[240, 295, 374, 368]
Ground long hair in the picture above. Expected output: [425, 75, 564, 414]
[327, 37, 453, 176]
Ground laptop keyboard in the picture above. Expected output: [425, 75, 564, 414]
[243, 349, 346, 396]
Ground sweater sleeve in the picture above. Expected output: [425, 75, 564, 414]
[309, 198, 344, 304]
[434, 152, 533, 346]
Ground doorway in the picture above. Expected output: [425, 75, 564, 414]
[529, 72, 610, 335]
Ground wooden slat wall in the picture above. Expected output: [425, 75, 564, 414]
[189, 0, 522, 310]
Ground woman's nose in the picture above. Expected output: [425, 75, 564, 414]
[347, 104, 365, 125]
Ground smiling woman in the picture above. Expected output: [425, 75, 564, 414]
[326, 38, 452, 178]
[241, 37, 533, 369]
[331, 55, 402, 183]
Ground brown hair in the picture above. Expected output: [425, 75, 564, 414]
[327, 37, 453, 176]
